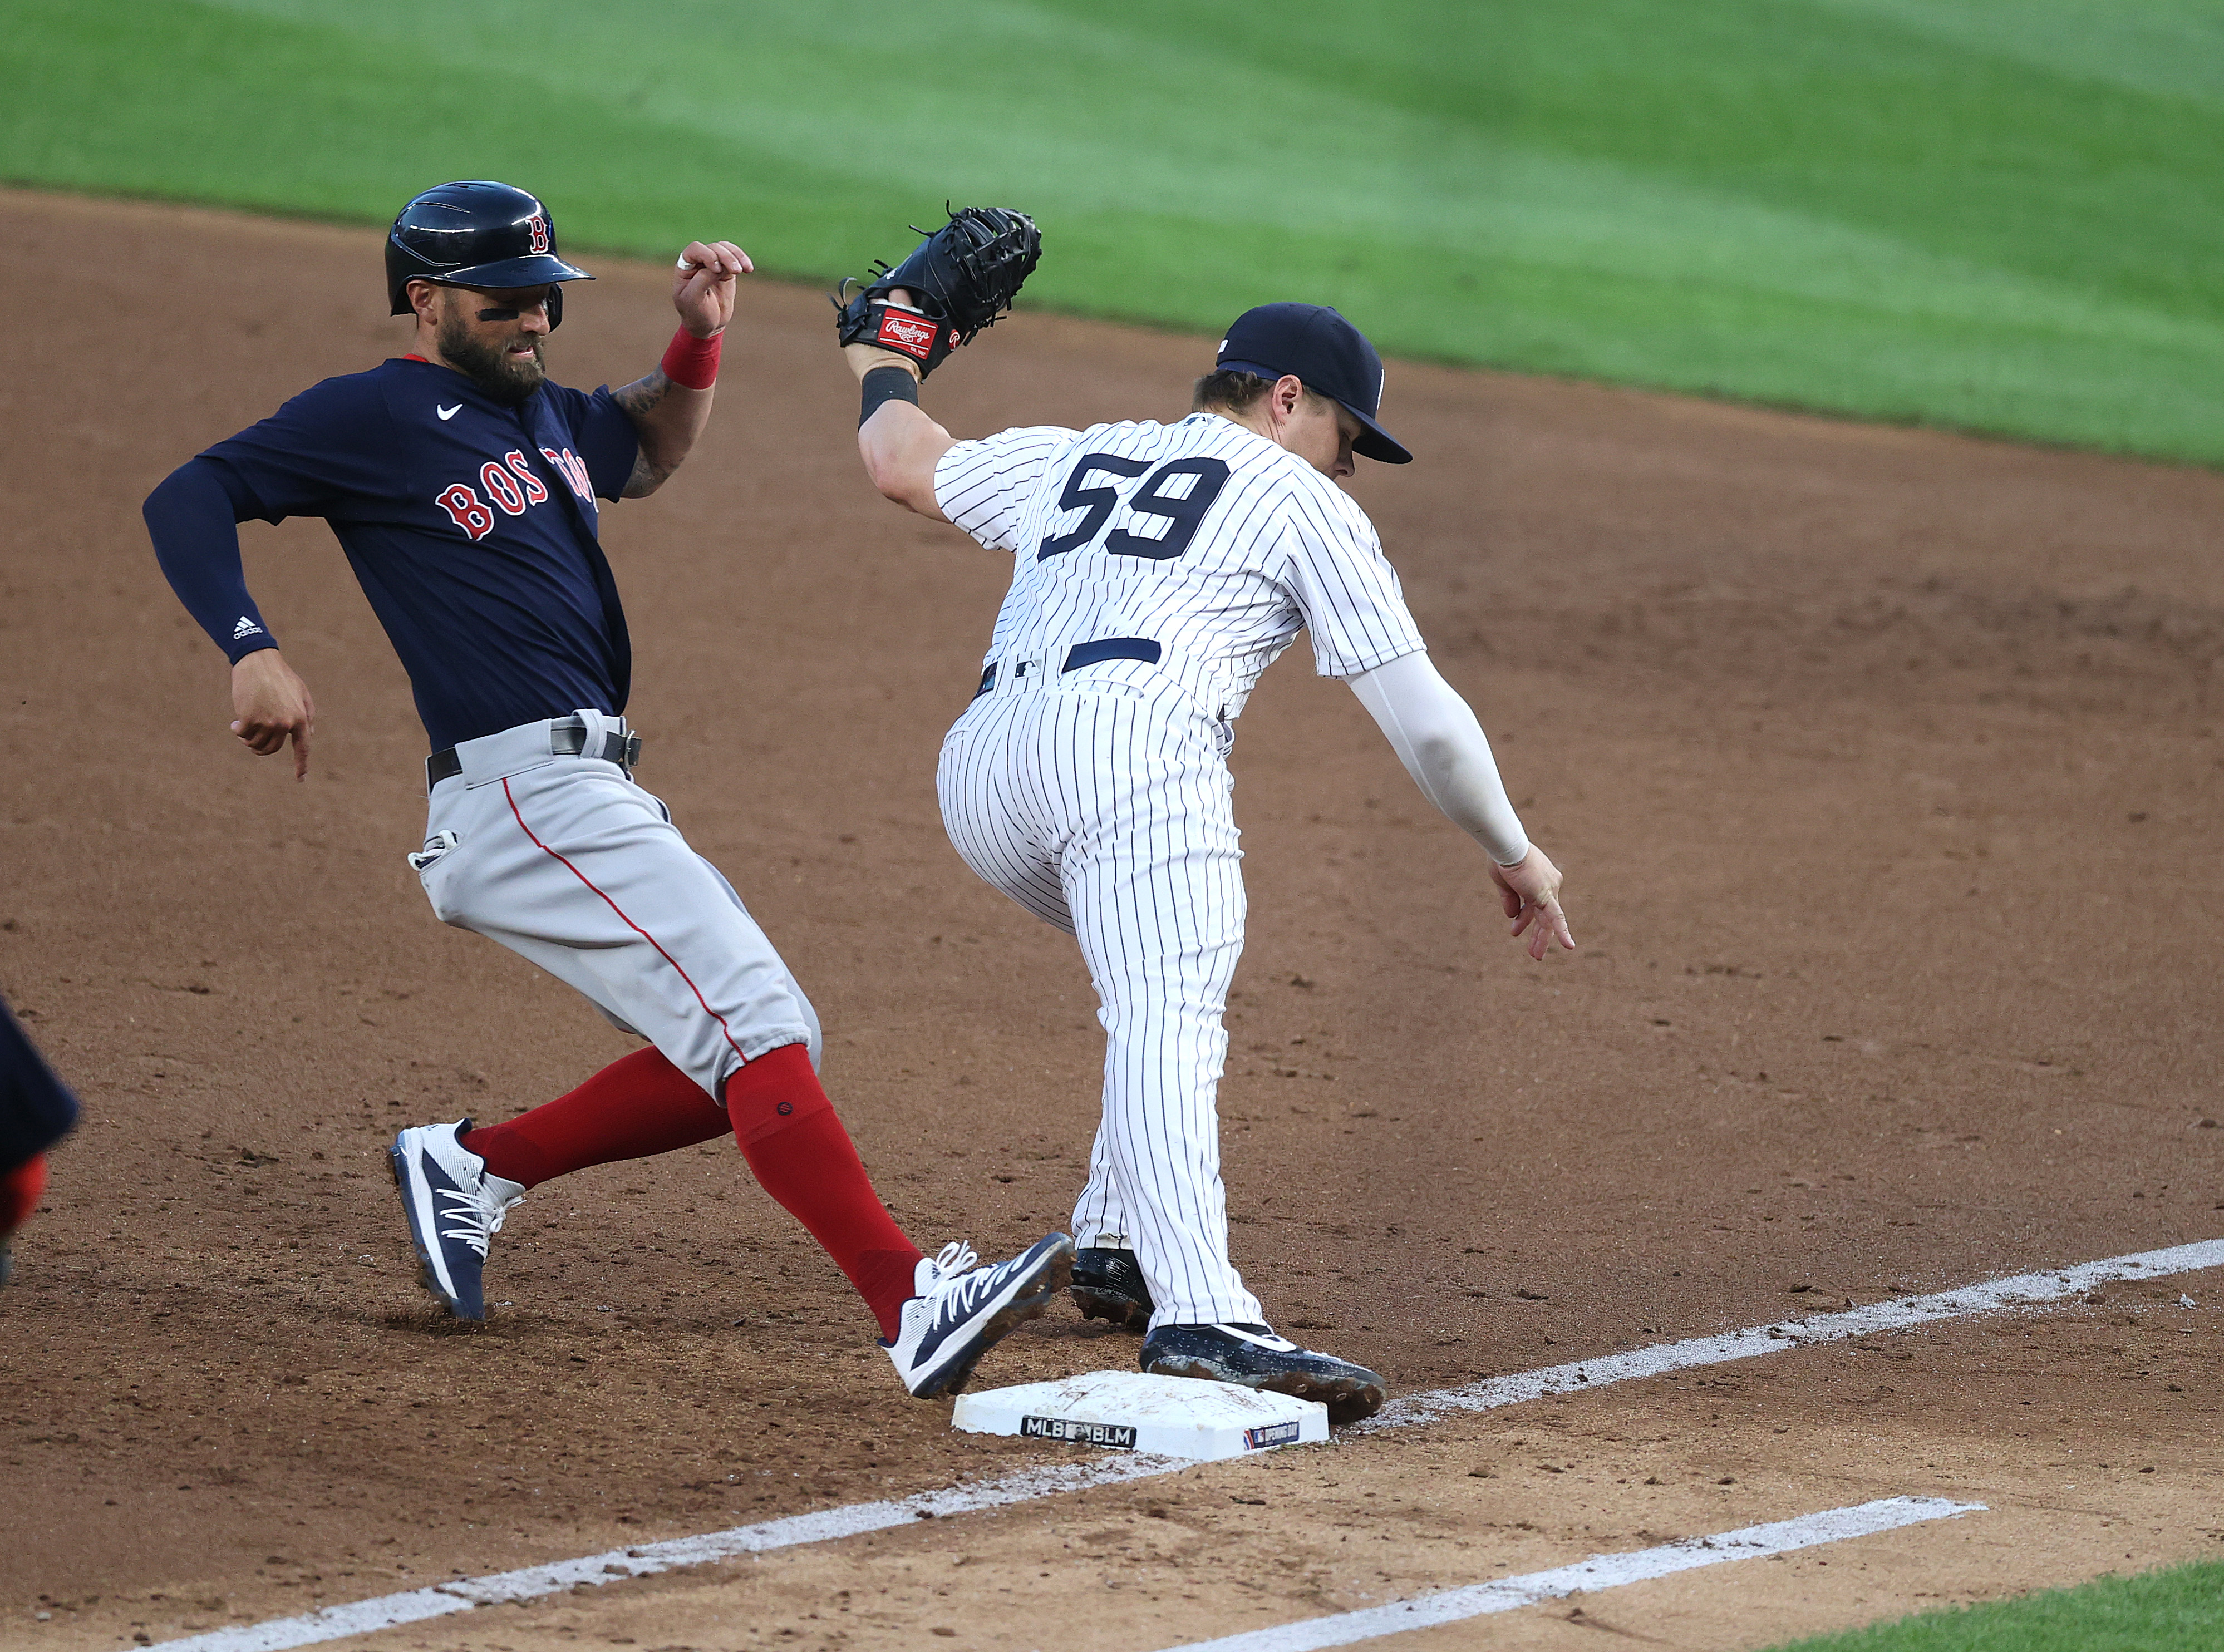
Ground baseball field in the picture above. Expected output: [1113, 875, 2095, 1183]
[2, 187, 2219, 1649]
[8, 1, 2224, 462]
[3, 2, 2223, 1649]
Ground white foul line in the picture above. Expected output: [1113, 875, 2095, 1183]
[152, 1235, 2222, 1652]
[1360, 1235, 2224, 1432]
[1152, 1496, 1986, 1652]
[147, 1455, 1189, 1652]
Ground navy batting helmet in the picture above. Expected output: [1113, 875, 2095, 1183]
[386, 180, 593, 327]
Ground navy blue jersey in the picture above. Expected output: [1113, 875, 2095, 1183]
[161, 357, 641, 750]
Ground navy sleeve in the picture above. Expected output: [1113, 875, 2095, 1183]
[199, 376, 398, 520]
[547, 383, 641, 502]
[144, 457, 281, 663]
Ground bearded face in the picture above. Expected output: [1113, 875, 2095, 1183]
[432, 286, 551, 406]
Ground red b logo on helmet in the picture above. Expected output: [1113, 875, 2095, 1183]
[528, 214, 550, 254]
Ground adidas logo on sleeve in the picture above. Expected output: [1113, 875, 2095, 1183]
[232, 615, 264, 640]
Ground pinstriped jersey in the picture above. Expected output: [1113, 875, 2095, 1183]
[933, 413, 1425, 718]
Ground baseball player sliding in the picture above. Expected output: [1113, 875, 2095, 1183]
[142, 180, 1071, 1400]
[834, 211, 1573, 1422]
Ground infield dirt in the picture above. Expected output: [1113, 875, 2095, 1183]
[1, 190, 2220, 1651]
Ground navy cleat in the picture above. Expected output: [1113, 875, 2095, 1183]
[1141, 1321, 1387, 1424]
[1071, 1245, 1153, 1331]
[884, 1234, 1075, 1398]
[388, 1119, 524, 1321]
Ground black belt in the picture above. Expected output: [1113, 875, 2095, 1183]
[426, 715, 642, 788]
[975, 636, 1162, 698]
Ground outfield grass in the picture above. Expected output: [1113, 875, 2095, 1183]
[4, 1, 2223, 461]
[1763, 1559, 2224, 1651]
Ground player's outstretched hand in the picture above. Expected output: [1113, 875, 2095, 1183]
[230, 649, 316, 781]
[831, 208, 1040, 379]
[844, 287, 925, 383]
[1490, 845, 1574, 961]
[672, 240, 752, 339]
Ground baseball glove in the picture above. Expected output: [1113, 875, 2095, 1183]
[833, 206, 1040, 378]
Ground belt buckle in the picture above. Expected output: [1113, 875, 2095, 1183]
[589, 724, 638, 771]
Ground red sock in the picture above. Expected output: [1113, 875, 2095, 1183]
[460, 1046, 730, 1189]
[725, 1042, 923, 1340]
[1, 1154, 48, 1234]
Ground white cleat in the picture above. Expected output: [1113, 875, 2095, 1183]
[388, 1119, 524, 1321]
[884, 1234, 1075, 1398]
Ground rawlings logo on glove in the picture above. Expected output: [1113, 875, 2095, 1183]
[874, 309, 941, 359]
[834, 205, 1041, 379]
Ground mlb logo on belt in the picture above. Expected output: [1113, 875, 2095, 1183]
[875, 310, 938, 359]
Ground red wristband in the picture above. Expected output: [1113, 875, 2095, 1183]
[660, 326, 721, 390]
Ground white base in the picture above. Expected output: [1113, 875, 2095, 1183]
[951, 1370, 1328, 1461]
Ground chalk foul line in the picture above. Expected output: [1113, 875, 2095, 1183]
[1151, 1496, 1986, 1652]
[155, 1235, 2221, 1652]
[151, 1454, 1189, 1652]
[1357, 1235, 2224, 1432]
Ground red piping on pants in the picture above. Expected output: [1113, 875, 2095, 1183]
[501, 776, 751, 1067]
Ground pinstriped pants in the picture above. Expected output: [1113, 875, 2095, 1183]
[938, 669, 1264, 1330]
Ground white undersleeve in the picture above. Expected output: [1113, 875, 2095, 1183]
[1347, 651, 1529, 867]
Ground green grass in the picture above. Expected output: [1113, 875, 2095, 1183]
[1762, 1559, 2224, 1651]
[5, 1, 2223, 461]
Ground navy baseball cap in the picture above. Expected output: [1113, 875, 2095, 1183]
[1213, 302, 1411, 463]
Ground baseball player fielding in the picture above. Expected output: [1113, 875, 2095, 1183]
[142, 179, 1071, 1400]
[837, 215, 1572, 1423]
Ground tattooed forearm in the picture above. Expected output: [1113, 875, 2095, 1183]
[613, 364, 716, 497]
[612, 369, 672, 420]
[622, 448, 679, 498]
[617, 369, 675, 495]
